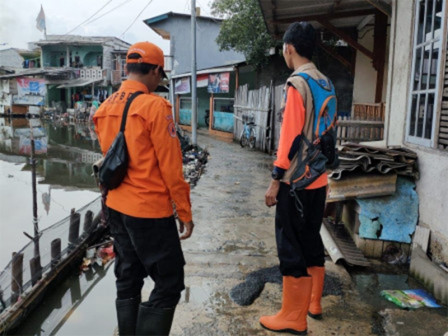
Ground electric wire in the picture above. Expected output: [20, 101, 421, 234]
[65, 0, 114, 35]
[119, 0, 154, 38]
[83, 0, 134, 26]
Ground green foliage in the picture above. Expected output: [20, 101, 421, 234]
[211, 0, 276, 68]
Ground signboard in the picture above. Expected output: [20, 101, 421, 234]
[197, 74, 208, 88]
[207, 72, 230, 93]
[15, 77, 46, 105]
[16, 77, 46, 96]
[175, 77, 191, 94]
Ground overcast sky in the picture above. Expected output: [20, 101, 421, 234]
[0, 0, 214, 54]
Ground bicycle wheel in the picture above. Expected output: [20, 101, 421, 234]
[248, 128, 256, 149]
[240, 132, 248, 147]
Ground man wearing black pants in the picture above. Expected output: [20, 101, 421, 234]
[261, 22, 332, 335]
[94, 41, 194, 336]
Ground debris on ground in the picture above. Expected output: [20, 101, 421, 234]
[381, 289, 442, 309]
[81, 240, 115, 271]
[177, 126, 209, 187]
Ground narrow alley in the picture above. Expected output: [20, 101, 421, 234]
[141, 132, 448, 336]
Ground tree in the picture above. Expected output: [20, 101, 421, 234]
[211, 0, 276, 68]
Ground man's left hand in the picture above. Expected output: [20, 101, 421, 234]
[179, 220, 194, 240]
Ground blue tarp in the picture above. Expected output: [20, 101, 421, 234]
[357, 177, 419, 243]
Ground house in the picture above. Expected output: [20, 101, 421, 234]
[0, 48, 41, 70]
[143, 12, 246, 137]
[0, 35, 132, 117]
[257, 0, 448, 303]
[35, 35, 131, 110]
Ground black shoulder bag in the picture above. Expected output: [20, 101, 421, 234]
[95, 91, 143, 190]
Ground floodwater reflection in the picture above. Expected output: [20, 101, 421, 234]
[13, 261, 115, 336]
[0, 117, 103, 334]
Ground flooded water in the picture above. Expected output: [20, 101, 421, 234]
[0, 117, 109, 335]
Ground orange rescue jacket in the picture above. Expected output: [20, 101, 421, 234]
[93, 80, 192, 222]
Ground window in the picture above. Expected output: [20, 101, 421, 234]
[179, 97, 192, 125]
[406, 0, 446, 147]
[212, 98, 234, 133]
[120, 58, 126, 78]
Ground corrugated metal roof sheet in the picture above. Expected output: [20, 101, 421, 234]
[329, 143, 419, 181]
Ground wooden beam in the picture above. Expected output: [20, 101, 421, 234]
[317, 40, 352, 70]
[364, 0, 392, 17]
[272, 9, 377, 25]
[373, 10, 388, 102]
[316, 19, 374, 60]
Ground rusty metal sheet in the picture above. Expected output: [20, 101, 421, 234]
[327, 174, 397, 202]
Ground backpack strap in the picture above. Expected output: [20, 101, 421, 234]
[314, 94, 337, 140]
[119, 91, 143, 132]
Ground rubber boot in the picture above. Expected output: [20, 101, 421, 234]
[259, 276, 312, 335]
[116, 296, 141, 336]
[135, 304, 175, 336]
[307, 266, 325, 320]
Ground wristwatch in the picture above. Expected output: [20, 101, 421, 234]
[271, 169, 281, 180]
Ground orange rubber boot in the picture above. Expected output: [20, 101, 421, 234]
[259, 276, 312, 335]
[307, 266, 325, 319]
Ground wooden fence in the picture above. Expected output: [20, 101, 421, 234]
[336, 103, 385, 145]
[234, 83, 385, 151]
[233, 84, 272, 152]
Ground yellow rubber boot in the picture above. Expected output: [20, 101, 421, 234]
[259, 276, 312, 335]
[307, 266, 325, 320]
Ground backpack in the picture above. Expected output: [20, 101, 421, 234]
[288, 73, 339, 195]
[93, 91, 143, 190]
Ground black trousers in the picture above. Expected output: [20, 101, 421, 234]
[275, 183, 326, 277]
[109, 208, 185, 308]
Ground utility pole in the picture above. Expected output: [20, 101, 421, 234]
[191, 0, 197, 146]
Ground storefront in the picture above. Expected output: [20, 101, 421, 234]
[172, 66, 236, 138]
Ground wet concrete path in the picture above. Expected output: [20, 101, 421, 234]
[140, 132, 438, 336]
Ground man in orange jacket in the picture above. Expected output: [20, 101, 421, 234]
[94, 41, 194, 336]
[261, 22, 329, 335]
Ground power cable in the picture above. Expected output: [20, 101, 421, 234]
[65, 0, 114, 35]
[119, 0, 153, 38]
[84, 0, 134, 26]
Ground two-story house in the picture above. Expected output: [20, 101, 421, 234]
[36, 35, 131, 110]
[144, 12, 246, 137]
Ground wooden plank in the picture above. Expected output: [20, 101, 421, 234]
[412, 226, 431, 253]
[365, 0, 392, 16]
[337, 120, 384, 126]
[317, 19, 374, 60]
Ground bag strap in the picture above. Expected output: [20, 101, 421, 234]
[119, 91, 143, 132]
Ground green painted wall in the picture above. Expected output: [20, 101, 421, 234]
[42, 45, 102, 67]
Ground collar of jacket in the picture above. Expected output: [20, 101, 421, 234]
[291, 62, 317, 77]
[120, 79, 150, 94]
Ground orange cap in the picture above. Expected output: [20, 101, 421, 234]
[126, 41, 167, 78]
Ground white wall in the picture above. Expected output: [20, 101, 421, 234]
[352, 24, 389, 105]
[0, 49, 23, 69]
[386, 0, 448, 263]
[353, 28, 376, 103]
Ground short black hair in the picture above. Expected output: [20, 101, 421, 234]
[283, 22, 316, 60]
[126, 53, 158, 75]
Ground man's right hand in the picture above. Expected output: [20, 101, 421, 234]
[179, 220, 194, 240]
